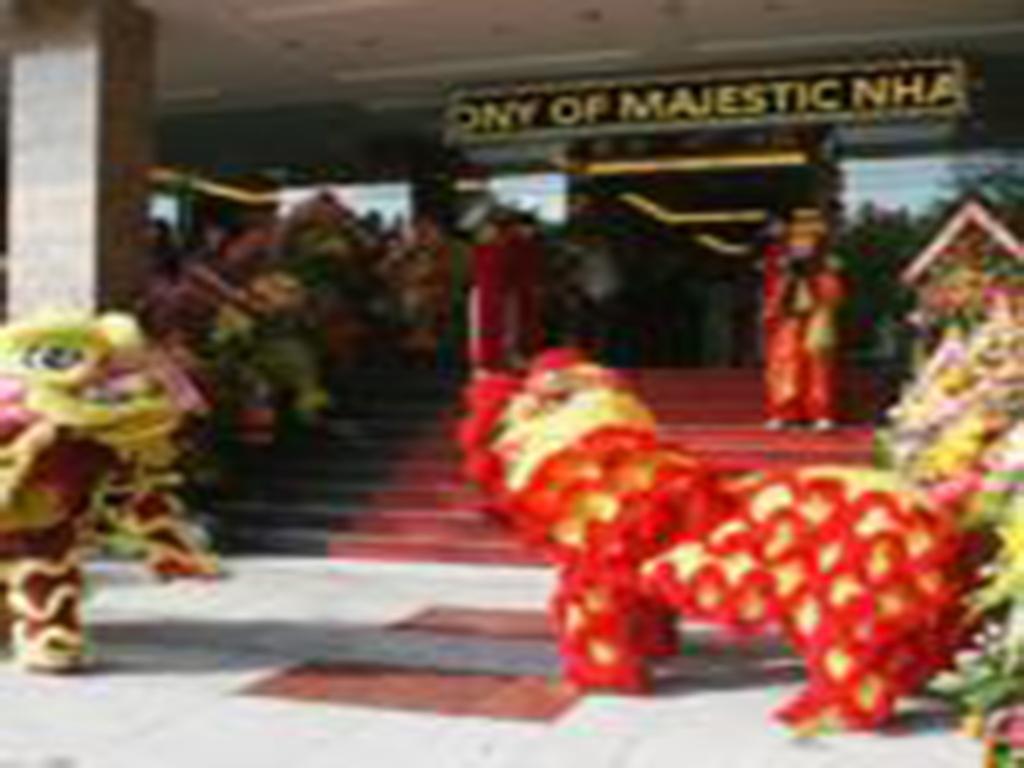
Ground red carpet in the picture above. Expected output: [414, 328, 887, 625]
[328, 368, 881, 565]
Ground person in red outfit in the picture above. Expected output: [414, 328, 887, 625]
[467, 204, 545, 371]
[763, 210, 845, 431]
[468, 211, 512, 370]
[506, 215, 545, 361]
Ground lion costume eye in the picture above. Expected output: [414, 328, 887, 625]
[22, 345, 85, 372]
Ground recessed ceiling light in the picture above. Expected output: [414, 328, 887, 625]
[246, 0, 413, 24]
[364, 95, 441, 112]
[697, 19, 1024, 53]
[334, 48, 639, 83]
[161, 87, 222, 103]
[659, 0, 686, 17]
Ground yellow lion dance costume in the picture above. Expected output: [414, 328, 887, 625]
[0, 312, 217, 673]
[459, 349, 972, 731]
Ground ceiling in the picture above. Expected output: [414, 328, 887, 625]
[141, 0, 1024, 115]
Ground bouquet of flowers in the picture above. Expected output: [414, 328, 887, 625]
[277, 193, 370, 294]
[140, 237, 334, 457]
[913, 227, 1024, 341]
[378, 222, 454, 358]
[932, 451, 1024, 760]
[275, 192, 388, 366]
[888, 297, 1024, 746]
[204, 270, 328, 444]
[884, 297, 1024, 499]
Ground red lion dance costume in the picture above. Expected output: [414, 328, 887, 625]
[0, 313, 217, 673]
[460, 350, 971, 731]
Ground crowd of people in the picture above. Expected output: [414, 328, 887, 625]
[140, 191, 630, 379]
[143, 197, 464, 353]
[136, 192, 480, 463]
[140, 191, 853, 439]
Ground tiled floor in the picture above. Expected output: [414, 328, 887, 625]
[0, 558, 984, 768]
[247, 605, 575, 721]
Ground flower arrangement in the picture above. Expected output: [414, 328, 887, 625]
[203, 269, 328, 444]
[274, 193, 400, 367]
[139, 193, 379, 461]
[276, 193, 372, 301]
[378, 220, 455, 359]
[915, 249, 1024, 336]
[886, 295, 1024, 747]
[904, 201, 1024, 350]
[884, 295, 1024, 495]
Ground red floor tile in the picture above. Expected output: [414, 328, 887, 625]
[244, 661, 579, 721]
[473, 677, 580, 721]
[390, 606, 553, 641]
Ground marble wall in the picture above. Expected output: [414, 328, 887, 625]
[6, 0, 154, 318]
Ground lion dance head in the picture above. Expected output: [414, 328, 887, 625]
[459, 349, 716, 562]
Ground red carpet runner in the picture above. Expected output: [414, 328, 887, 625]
[328, 368, 882, 565]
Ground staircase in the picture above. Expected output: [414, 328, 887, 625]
[626, 367, 884, 470]
[207, 367, 888, 565]
[207, 369, 540, 563]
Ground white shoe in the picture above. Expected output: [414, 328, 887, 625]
[811, 419, 836, 432]
[765, 419, 785, 431]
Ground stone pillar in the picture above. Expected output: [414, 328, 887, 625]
[6, 0, 155, 317]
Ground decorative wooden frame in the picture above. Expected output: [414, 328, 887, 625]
[902, 198, 1024, 286]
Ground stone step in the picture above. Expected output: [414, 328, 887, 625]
[210, 498, 501, 539]
[327, 531, 544, 567]
[209, 486, 485, 520]
[211, 521, 332, 556]
[228, 459, 462, 485]
[209, 365, 889, 566]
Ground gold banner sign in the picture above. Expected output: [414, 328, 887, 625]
[445, 59, 969, 144]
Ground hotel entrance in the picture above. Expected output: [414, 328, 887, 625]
[558, 127, 835, 367]
[449, 59, 967, 370]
